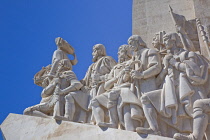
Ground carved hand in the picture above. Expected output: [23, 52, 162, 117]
[54, 85, 64, 95]
[163, 54, 172, 69]
[130, 70, 143, 79]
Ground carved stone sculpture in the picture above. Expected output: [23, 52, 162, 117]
[174, 99, 210, 140]
[81, 44, 117, 123]
[91, 45, 143, 131]
[136, 33, 210, 138]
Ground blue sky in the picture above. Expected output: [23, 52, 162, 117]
[0, 0, 132, 134]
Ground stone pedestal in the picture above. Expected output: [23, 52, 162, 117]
[1, 114, 174, 140]
[132, 0, 210, 46]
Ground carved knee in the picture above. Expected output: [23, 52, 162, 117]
[65, 94, 74, 103]
[91, 99, 100, 107]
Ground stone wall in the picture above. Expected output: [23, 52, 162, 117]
[132, 0, 196, 47]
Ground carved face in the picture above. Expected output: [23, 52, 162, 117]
[92, 46, 101, 62]
[118, 49, 127, 63]
[164, 38, 174, 50]
[152, 35, 160, 48]
[128, 39, 138, 52]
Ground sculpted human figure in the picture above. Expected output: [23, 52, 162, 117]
[81, 44, 117, 122]
[174, 99, 210, 140]
[91, 45, 143, 131]
[24, 59, 82, 118]
[48, 37, 77, 77]
[128, 35, 162, 98]
[136, 33, 209, 137]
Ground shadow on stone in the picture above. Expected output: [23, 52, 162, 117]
[55, 120, 62, 125]
[99, 126, 108, 131]
[137, 133, 148, 138]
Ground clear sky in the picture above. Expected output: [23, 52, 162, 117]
[0, 0, 132, 134]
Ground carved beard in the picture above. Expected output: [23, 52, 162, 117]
[92, 53, 99, 62]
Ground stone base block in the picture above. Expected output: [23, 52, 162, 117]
[1, 113, 174, 140]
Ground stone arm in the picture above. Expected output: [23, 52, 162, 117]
[98, 57, 117, 83]
[61, 79, 83, 95]
[142, 49, 162, 79]
[61, 71, 83, 95]
[41, 82, 56, 98]
[155, 68, 168, 87]
[104, 68, 116, 90]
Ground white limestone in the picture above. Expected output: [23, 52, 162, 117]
[1, 113, 174, 140]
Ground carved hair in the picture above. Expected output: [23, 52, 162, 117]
[128, 35, 146, 48]
[163, 33, 183, 48]
[93, 44, 107, 56]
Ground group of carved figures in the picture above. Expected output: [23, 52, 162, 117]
[24, 10, 210, 140]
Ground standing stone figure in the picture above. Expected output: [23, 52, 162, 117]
[91, 45, 143, 131]
[48, 37, 77, 77]
[81, 44, 117, 122]
[136, 33, 209, 137]
[174, 99, 210, 140]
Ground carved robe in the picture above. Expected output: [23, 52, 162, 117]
[82, 56, 117, 108]
[133, 48, 162, 98]
[94, 60, 144, 126]
[145, 50, 209, 132]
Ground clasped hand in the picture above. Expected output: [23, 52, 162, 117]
[130, 70, 143, 79]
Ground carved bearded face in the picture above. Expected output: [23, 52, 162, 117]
[118, 49, 127, 63]
[118, 45, 131, 63]
[92, 44, 106, 62]
[128, 39, 138, 52]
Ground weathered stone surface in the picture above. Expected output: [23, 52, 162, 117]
[132, 0, 210, 46]
[1, 113, 174, 140]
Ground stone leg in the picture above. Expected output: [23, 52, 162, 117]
[174, 99, 210, 140]
[123, 104, 135, 131]
[106, 106, 118, 128]
[64, 94, 75, 121]
[24, 104, 52, 118]
[205, 123, 210, 140]
[136, 95, 160, 135]
[78, 109, 87, 123]
[91, 99, 104, 125]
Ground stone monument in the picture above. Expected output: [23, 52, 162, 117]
[1, 1, 210, 140]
